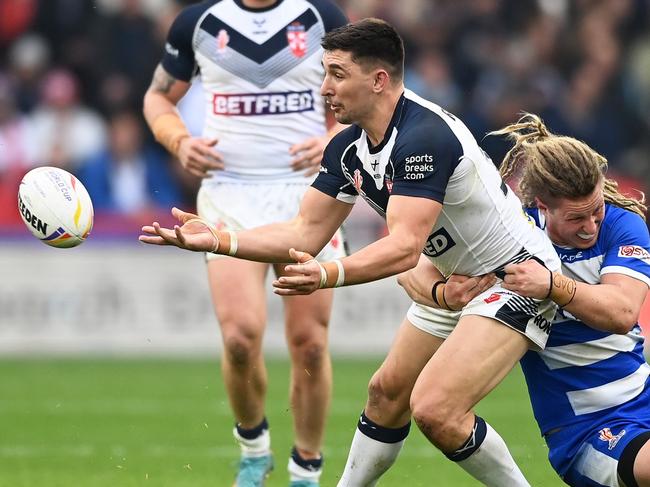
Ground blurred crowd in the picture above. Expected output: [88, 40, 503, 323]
[1, 0, 649, 236]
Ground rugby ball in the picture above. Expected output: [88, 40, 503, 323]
[18, 166, 94, 248]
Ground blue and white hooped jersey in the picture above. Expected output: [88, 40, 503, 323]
[160, 0, 347, 183]
[313, 89, 560, 278]
[521, 204, 650, 435]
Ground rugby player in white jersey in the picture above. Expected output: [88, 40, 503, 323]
[140, 19, 561, 486]
[400, 115, 650, 487]
[142, 1, 347, 486]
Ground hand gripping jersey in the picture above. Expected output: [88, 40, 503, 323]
[521, 204, 650, 435]
[161, 0, 347, 183]
[313, 89, 560, 278]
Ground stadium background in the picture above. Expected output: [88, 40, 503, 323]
[1, 0, 649, 485]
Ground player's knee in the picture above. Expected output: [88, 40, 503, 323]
[367, 369, 409, 406]
[222, 327, 261, 367]
[288, 334, 328, 371]
[410, 392, 456, 441]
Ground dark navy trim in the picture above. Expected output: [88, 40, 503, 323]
[445, 415, 487, 462]
[234, 0, 284, 12]
[357, 411, 410, 444]
[306, 0, 348, 32]
[161, 1, 217, 81]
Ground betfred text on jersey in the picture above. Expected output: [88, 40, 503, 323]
[212, 90, 314, 116]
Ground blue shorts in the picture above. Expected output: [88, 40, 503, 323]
[545, 386, 650, 487]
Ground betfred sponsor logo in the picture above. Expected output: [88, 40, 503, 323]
[618, 245, 650, 261]
[212, 91, 314, 116]
[423, 227, 456, 257]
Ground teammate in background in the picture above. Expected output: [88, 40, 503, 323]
[141, 19, 562, 486]
[399, 114, 650, 487]
[142, 1, 347, 486]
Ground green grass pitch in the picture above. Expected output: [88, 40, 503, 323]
[0, 358, 563, 486]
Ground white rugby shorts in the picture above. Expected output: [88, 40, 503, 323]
[407, 280, 557, 350]
[197, 182, 346, 262]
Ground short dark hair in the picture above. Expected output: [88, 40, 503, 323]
[321, 18, 405, 81]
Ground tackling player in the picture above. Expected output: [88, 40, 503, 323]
[400, 114, 650, 487]
[140, 19, 561, 486]
[142, 1, 347, 486]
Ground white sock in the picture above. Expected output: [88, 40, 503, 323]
[453, 418, 530, 487]
[337, 412, 410, 487]
[288, 457, 322, 483]
[233, 426, 271, 458]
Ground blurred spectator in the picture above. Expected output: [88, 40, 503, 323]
[30, 68, 107, 171]
[406, 48, 462, 112]
[0, 75, 37, 224]
[7, 33, 50, 113]
[92, 0, 163, 111]
[0, 0, 37, 49]
[79, 109, 183, 215]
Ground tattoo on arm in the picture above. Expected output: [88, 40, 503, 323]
[150, 64, 177, 94]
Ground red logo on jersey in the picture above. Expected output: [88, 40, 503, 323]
[287, 22, 307, 57]
[484, 293, 501, 304]
[618, 245, 650, 260]
[330, 233, 340, 249]
[353, 169, 363, 192]
[217, 29, 230, 53]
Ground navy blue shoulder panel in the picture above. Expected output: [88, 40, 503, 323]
[390, 101, 464, 202]
[161, 1, 217, 81]
[312, 125, 361, 199]
[305, 0, 348, 32]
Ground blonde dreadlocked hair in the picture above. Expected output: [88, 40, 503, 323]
[492, 113, 647, 220]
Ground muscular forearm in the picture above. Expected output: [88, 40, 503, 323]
[224, 219, 328, 263]
[143, 90, 179, 128]
[335, 233, 421, 286]
[562, 282, 641, 334]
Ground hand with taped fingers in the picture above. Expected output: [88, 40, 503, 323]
[289, 135, 328, 175]
[177, 136, 225, 178]
[139, 207, 219, 252]
[273, 248, 324, 296]
[502, 259, 552, 299]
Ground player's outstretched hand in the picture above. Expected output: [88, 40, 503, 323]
[139, 207, 218, 252]
[289, 135, 328, 176]
[272, 248, 323, 295]
[177, 136, 224, 178]
[502, 259, 550, 299]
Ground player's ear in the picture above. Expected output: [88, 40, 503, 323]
[372, 70, 389, 93]
[535, 196, 549, 213]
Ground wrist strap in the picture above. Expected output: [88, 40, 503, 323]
[431, 281, 452, 309]
[184, 218, 238, 256]
[321, 259, 345, 288]
[313, 260, 328, 288]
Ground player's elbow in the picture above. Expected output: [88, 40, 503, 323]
[611, 308, 640, 334]
[395, 240, 422, 272]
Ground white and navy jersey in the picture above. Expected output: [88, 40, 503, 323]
[161, 0, 347, 183]
[521, 204, 650, 435]
[313, 89, 559, 277]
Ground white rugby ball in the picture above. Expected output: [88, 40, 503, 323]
[18, 166, 94, 248]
